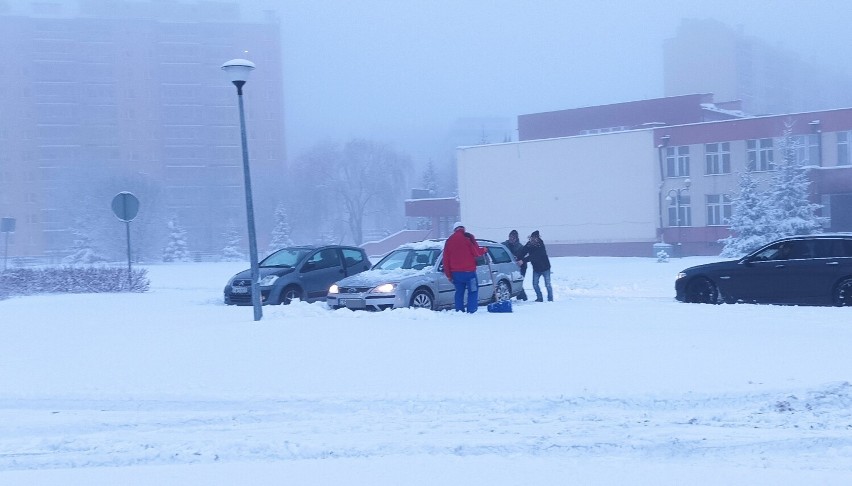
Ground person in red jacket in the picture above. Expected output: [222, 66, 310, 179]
[442, 222, 487, 312]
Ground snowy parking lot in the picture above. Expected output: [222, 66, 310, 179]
[1, 256, 851, 485]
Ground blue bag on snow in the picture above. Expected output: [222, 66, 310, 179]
[487, 299, 512, 313]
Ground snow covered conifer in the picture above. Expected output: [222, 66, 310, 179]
[719, 168, 778, 258]
[267, 203, 294, 254]
[221, 221, 245, 262]
[162, 216, 190, 262]
[63, 219, 108, 264]
[768, 122, 825, 237]
[721, 121, 825, 258]
[421, 160, 439, 197]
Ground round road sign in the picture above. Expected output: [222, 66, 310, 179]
[111, 192, 140, 222]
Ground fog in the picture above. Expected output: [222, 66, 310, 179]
[270, 0, 852, 162]
[4, 0, 852, 258]
[6, 0, 851, 163]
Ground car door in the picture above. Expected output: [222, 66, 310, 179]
[300, 248, 347, 300]
[434, 263, 456, 309]
[804, 238, 852, 304]
[737, 241, 813, 303]
[486, 244, 523, 295]
[341, 248, 371, 276]
[475, 248, 496, 304]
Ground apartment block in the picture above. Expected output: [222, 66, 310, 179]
[0, 0, 285, 261]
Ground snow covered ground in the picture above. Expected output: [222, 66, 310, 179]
[1, 256, 851, 485]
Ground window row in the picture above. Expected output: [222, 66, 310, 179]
[666, 194, 732, 227]
[664, 133, 836, 178]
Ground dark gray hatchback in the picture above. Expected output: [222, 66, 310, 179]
[224, 245, 371, 305]
[675, 234, 852, 306]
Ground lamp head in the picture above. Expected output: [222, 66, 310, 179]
[809, 120, 822, 133]
[221, 58, 256, 84]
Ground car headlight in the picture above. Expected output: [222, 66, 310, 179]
[258, 275, 279, 287]
[328, 284, 339, 294]
[676, 272, 686, 280]
[372, 283, 396, 293]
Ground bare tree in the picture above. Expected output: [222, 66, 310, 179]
[289, 139, 410, 245]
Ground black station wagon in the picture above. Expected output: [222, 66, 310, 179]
[675, 234, 852, 306]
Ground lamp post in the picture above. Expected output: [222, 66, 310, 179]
[222, 58, 262, 321]
[665, 178, 691, 255]
[656, 135, 671, 242]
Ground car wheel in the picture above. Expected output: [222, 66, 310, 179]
[685, 277, 719, 304]
[410, 288, 435, 310]
[833, 277, 852, 306]
[280, 285, 302, 305]
[493, 279, 512, 302]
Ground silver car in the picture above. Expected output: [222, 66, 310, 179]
[327, 239, 525, 311]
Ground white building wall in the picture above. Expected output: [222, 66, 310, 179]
[456, 130, 660, 245]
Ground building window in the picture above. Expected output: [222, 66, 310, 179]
[747, 138, 774, 171]
[706, 194, 732, 226]
[789, 134, 820, 166]
[838, 132, 851, 166]
[666, 146, 690, 177]
[667, 195, 691, 227]
[705, 142, 731, 175]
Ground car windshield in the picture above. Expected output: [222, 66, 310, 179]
[374, 248, 441, 271]
[260, 248, 311, 268]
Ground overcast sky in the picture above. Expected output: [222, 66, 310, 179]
[8, 0, 851, 164]
[266, 0, 852, 163]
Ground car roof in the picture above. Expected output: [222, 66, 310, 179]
[271, 245, 364, 252]
[778, 233, 852, 241]
[394, 238, 502, 252]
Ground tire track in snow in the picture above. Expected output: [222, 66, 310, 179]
[1, 383, 851, 471]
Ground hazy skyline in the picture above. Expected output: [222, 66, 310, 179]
[6, 0, 852, 164]
[273, 0, 852, 163]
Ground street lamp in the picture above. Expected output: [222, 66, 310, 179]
[665, 178, 691, 255]
[222, 58, 262, 321]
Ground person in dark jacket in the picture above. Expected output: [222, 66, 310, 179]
[442, 222, 487, 312]
[502, 229, 528, 301]
[517, 230, 553, 302]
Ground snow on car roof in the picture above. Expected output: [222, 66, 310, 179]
[395, 240, 445, 251]
[394, 238, 498, 251]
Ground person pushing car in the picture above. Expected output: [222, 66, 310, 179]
[442, 222, 487, 313]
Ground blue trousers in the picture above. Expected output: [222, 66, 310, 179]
[452, 271, 479, 313]
[532, 269, 553, 301]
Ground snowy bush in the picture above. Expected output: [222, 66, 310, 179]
[0, 266, 149, 299]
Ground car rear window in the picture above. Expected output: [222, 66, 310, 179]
[487, 246, 513, 264]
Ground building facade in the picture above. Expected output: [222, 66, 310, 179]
[0, 0, 285, 262]
[664, 18, 852, 116]
[457, 96, 852, 257]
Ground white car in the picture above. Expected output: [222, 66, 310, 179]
[327, 239, 525, 311]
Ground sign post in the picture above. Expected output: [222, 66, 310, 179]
[1, 217, 15, 272]
[111, 192, 140, 288]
